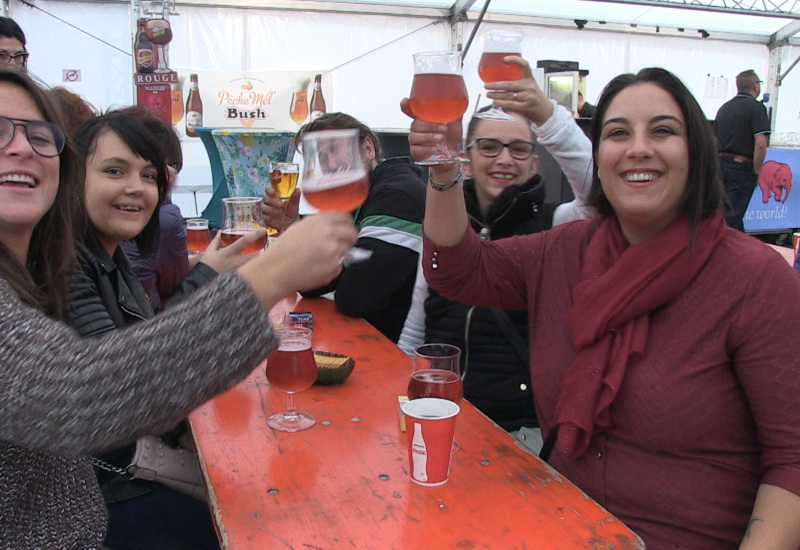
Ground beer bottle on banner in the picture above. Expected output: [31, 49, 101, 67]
[185, 74, 203, 137]
[134, 19, 154, 73]
[310, 74, 326, 120]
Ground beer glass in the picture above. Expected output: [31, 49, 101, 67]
[289, 77, 310, 127]
[408, 343, 463, 452]
[145, 18, 173, 73]
[408, 51, 469, 165]
[265, 326, 317, 432]
[185, 218, 210, 253]
[221, 197, 268, 254]
[408, 344, 463, 402]
[269, 162, 299, 233]
[301, 128, 372, 263]
[476, 29, 523, 121]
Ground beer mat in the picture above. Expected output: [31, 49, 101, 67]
[313, 350, 355, 386]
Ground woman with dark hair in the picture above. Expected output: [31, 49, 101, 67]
[67, 111, 223, 549]
[0, 68, 357, 548]
[402, 67, 800, 548]
[117, 107, 192, 311]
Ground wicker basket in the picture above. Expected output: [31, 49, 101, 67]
[313, 350, 355, 385]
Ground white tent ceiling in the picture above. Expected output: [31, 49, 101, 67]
[163, 0, 800, 44]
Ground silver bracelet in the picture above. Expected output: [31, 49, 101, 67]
[428, 165, 463, 192]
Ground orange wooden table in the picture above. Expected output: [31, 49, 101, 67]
[189, 298, 644, 549]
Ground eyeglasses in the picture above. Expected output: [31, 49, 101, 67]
[0, 115, 66, 157]
[466, 138, 535, 160]
[0, 51, 29, 66]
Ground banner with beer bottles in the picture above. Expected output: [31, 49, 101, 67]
[172, 69, 331, 136]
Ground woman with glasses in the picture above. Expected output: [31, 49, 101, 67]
[421, 56, 594, 455]
[0, 69, 356, 548]
[0, 17, 28, 71]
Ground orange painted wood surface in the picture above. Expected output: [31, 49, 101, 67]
[189, 298, 644, 549]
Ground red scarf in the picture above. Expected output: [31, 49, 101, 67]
[553, 213, 726, 459]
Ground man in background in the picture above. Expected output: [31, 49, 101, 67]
[714, 69, 770, 231]
[576, 91, 595, 118]
[0, 17, 27, 71]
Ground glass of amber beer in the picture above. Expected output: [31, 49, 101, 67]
[221, 197, 268, 254]
[409, 51, 469, 165]
[476, 29, 523, 121]
[185, 218, 210, 253]
[300, 129, 372, 263]
[289, 77, 310, 127]
[265, 326, 317, 432]
[269, 162, 299, 233]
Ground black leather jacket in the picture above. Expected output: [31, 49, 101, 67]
[425, 175, 556, 432]
[65, 233, 217, 503]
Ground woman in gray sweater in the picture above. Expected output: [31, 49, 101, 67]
[0, 68, 357, 549]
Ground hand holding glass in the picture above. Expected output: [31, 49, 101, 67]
[408, 51, 469, 165]
[476, 29, 523, 121]
[221, 197, 268, 254]
[265, 326, 317, 432]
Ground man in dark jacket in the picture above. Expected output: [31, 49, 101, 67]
[262, 113, 426, 343]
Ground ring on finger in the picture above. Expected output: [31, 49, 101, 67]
[513, 92, 518, 100]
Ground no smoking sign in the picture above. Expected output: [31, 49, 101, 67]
[62, 69, 81, 82]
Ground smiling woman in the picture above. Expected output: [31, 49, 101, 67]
[0, 69, 358, 549]
[409, 66, 800, 549]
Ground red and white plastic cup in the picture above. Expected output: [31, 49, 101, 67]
[402, 398, 460, 486]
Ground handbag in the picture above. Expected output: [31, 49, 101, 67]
[126, 435, 207, 501]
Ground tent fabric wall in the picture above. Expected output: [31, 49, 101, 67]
[9, 0, 795, 216]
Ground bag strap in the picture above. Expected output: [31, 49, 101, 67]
[488, 308, 561, 462]
[539, 426, 559, 463]
[490, 308, 529, 371]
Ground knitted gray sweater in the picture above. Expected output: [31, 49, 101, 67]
[0, 272, 277, 549]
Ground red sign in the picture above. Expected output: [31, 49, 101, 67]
[135, 70, 176, 124]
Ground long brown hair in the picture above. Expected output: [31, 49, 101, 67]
[0, 69, 84, 318]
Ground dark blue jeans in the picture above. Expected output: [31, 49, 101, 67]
[719, 156, 758, 232]
[104, 484, 220, 550]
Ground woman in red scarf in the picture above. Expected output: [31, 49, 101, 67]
[402, 67, 800, 549]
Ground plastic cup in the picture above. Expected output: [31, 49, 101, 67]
[402, 398, 460, 486]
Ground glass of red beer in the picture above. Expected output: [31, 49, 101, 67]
[265, 326, 317, 432]
[408, 343, 463, 403]
[300, 128, 372, 263]
[408, 343, 463, 451]
[408, 51, 469, 165]
[476, 29, 523, 121]
[220, 197, 268, 254]
[185, 218, 210, 254]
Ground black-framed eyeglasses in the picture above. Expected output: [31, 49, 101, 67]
[466, 138, 536, 160]
[0, 115, 66, 157]
[0, 51, 29, 66]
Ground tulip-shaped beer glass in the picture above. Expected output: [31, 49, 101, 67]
[408, 51, 469, 165]
[221, 197, 268, 254]
[266, 326, 317, 432]
[476, 29, 523, 121]
[301, 128, 372, 262]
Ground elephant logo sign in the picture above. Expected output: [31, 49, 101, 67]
[757, 160, 793, 204]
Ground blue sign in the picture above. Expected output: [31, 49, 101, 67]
[743, 147, 800, 233]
